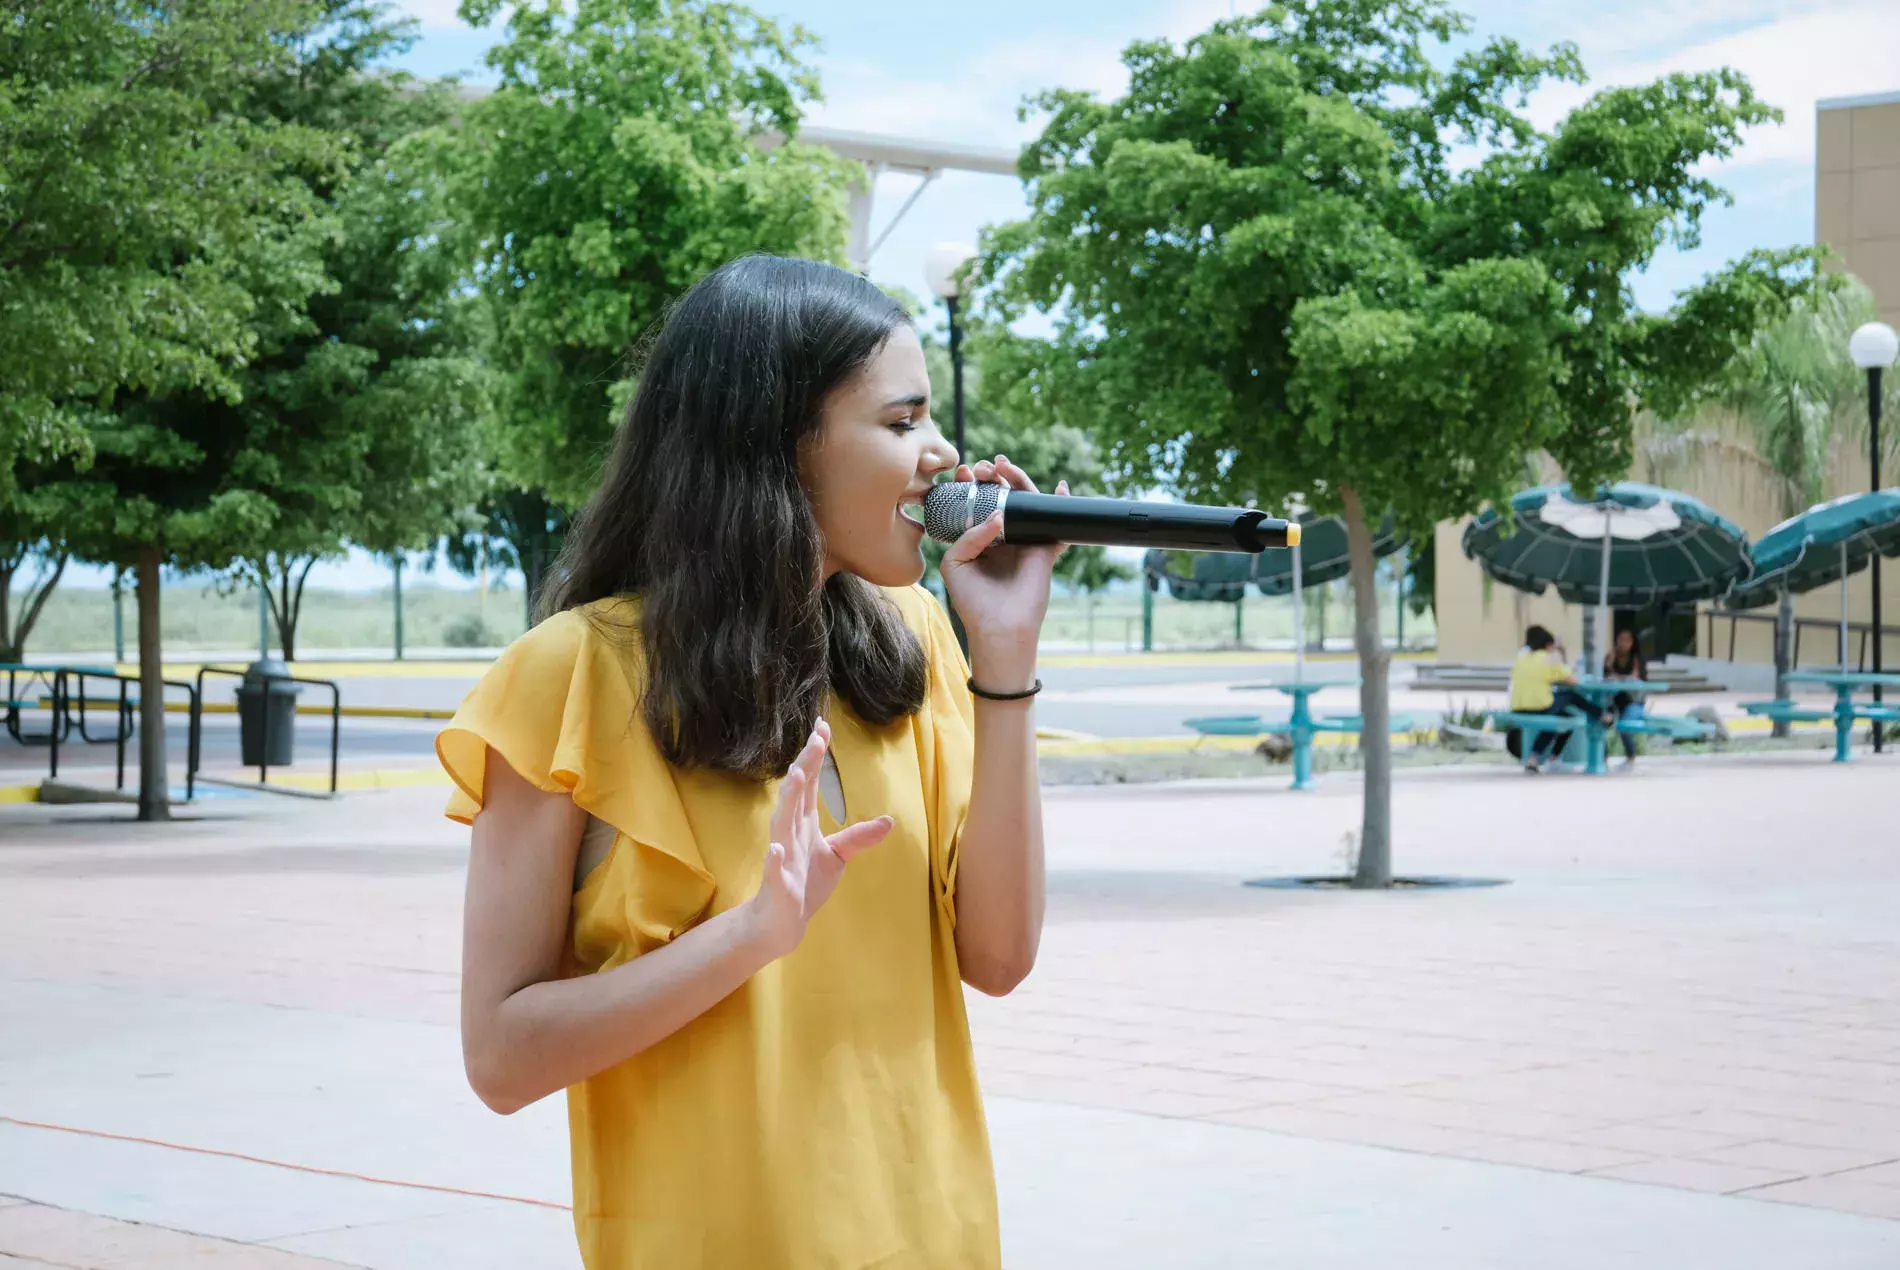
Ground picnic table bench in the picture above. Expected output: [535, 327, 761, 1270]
[1487, 710, 1587, 769]
[1487, 703, 1716, 772]
[1757, 671, 1900, 763]
[1184, 709, 1419, 791]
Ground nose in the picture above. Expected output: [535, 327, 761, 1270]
[922, 427, 958, 477]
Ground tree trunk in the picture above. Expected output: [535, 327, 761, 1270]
[525, 545, 545, 629]
[1342, 487, 1391, 889]
[135, 545, 170, 822]
[0, 558, 13, 664]
[1772, 586, 1792, 739]
[257, 554, 320, 662]
[0, 548, 69, 661]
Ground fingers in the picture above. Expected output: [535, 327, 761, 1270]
[791, 722, 826, 789]
[802, 720, 828, 822]
[944, 506, 1006, 565]
[826, 815, 894, 863]
[771, 767, 805, 849]
[991, 454, 1037, 493]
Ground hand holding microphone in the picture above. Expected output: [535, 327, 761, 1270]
[935, 456, 1066, 691]
[935, 459, 1301, 692]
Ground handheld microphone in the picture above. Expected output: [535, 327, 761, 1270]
[923, 482, 1300, 554]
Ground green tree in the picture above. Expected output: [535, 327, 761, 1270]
[0, 496, 67, 663]
[1640, 275, 1896, 722]
[917, 330, 1128, 597]
[436, 0, 854, 610]
[217, 2, 489, 659]
[39, 3, 485, 676]
[441, 486, 572, 630]
[0, 0, 328, 489]
[5, 0, 340, 819]
[984, 0, 1815, 886]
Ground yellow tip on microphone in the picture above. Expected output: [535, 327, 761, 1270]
[1285, 522, 1301, 548]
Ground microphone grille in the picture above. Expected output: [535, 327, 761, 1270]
[923, 482, 1002, 543]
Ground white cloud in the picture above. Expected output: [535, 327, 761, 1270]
[1522, 1, 1900, 169]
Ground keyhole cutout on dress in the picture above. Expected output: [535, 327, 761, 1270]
[819, 749, 847, 823]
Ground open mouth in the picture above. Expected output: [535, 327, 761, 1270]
[897, 498, 926, 530]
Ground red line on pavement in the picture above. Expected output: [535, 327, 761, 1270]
[0, 1115, 571, 1212]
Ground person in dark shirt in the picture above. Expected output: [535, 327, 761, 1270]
[1602, 628, 1648, 770]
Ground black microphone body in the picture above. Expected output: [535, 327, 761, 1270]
[923, 482, 1298, 554]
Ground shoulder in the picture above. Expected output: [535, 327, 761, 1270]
[496, 598, 642, 674]
[459, 598, 647, 721]
[877, 584, 954, 648]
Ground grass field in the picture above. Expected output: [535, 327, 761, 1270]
[24, 576, 1434, 657]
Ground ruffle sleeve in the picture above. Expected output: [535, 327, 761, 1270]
[436, 601, 716, 955]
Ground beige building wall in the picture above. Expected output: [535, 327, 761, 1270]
[1818, 91, 1900, 327]
[1433, 91, 1900, 670]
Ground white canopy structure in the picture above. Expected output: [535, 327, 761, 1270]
[756, 125, 1019, 271]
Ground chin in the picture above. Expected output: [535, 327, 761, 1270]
[843, 550, 927, 589]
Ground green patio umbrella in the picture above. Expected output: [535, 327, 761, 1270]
[1144, 512, 1404, 678]
[1722, 489, 1900, 669]
[1462, 482, 1751, 670]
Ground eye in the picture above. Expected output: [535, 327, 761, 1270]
[887, 415, 918, 434]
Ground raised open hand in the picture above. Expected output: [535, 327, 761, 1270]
[745, 718, 894, 959]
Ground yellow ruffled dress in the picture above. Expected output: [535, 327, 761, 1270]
[437, 584, 1000, 1269]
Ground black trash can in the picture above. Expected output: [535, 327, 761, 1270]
[237, 658, 302, 767]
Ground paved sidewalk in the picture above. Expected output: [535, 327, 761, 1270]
[3, 752, 1899, 1266]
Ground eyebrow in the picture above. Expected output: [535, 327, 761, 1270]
[884, 394, 929, 409]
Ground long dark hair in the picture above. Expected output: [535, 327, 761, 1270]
[544, 255, 929, 779]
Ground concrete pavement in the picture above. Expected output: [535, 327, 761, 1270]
[3, 754, 1899, 1266]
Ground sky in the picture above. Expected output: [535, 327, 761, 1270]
[59, 0, 1900, 591]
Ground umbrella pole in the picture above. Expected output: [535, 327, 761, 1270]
[1292, 539, 1305, 682]
[1841, 542, 1851, 671]
[1594, 513, 1613, 674]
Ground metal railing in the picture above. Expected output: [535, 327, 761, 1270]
[46, 668, 198, 792]
[5, 664, 70, 745]
[188, 665, 341, 800]
[1703, 610, 1900, 672]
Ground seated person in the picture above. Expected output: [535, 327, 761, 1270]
[1602, 628, 1648, 769]
[1509, 625, 1586, 772]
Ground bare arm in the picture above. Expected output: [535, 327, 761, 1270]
[953, 665, 1045, 997]
[936, 453, 1059, 997]
[461, 724, 889, 1114]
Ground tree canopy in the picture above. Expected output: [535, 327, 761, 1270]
[0, 0, 336, 497]
[440, 0, 855, 514]
[981, 0, 1820, 883]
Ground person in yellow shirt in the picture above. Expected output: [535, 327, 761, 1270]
[1508, 625, 1584, 771]
[438, 256, 1071, 1268]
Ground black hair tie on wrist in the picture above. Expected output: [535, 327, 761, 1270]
[967, 677, 1042, 701]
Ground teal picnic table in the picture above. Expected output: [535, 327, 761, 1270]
[1491, 678, 1684, 775]
[1780, 671, 1900, 763]
[1186, 678, 1371, 791]
[1566, 677, 1674, 775]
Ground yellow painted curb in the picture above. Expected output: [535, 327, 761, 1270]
[30, 698, 459, 721]
[71, 661, 495, 681]
[1038, 650, 1423, 669]
[0, 784, 39, 804]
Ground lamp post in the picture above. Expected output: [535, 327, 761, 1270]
[924, 241, 978, 462]
[1849, 320, 1897, 752]
[925, 242, 979, 654]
